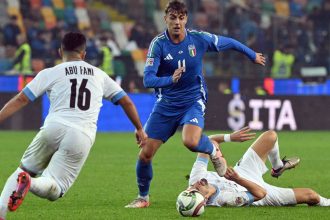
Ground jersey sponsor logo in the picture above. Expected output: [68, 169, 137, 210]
[178, 50, 183, 54]
[164, 53, 173, 61]
[189, 118, 199, 124]
[146, 58, 154, 66]
[188, 44, 196, 57]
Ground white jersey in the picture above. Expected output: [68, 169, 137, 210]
[23, 60, 126, 138]
[189, 149, 297, 207]
[189, 159, 253, 207]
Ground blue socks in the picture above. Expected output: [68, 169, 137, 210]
[136, 159, 153, 197]
[189, 134, 214, 155]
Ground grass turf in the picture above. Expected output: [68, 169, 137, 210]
[0, 131, 330, 219]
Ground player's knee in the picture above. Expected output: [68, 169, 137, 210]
[182, 138, 199, 149]
[45, 181, 62, 201]
[139, 151, 153, 162]
[264, 130, 278, 143]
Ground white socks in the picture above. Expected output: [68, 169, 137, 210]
[0, 167, 24, 219]
[268, 139, 284, 170]
[30, 176, 61, 201]
[211, 144, 217, 157]
[318, 196, 330, 206]
[138, 195, 149, 201]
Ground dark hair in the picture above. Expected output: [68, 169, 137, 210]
[61, 32, 86, 52]
[165, 0, 187, 15]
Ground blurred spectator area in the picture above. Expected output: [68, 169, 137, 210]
[0, 0, 329, 94]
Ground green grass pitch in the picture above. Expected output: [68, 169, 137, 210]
[0, 131, 330, 219]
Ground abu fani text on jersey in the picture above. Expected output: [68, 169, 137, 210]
[65, 66, 94, 76]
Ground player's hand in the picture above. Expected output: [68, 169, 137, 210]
[135, 128, 148, 148]
[224, 167, 240, 182]
[172, 67, 185, 83]
[254, 53, 266, 66]
[230, 126, 256, 142]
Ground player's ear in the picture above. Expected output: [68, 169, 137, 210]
[58, 48, 62, 58]
[81, 51, 86, 60]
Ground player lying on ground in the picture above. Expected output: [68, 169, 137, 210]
[187, 130, 330, 207]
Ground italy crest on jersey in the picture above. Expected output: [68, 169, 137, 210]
[188, 44, 196, 57]
[146, 58, 154, 66]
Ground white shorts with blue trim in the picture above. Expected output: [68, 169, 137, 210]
[234, 148, 296, 206]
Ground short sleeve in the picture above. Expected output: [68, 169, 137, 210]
[103, 76, 127, 104]
[23, 69, 51, 101]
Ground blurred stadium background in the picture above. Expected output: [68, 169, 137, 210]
[0, 0, 329, 131]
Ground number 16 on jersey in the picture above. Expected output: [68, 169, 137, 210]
[69, 79, 91, 111]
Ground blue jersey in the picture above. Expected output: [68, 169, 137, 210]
[144, 29, 256, 112]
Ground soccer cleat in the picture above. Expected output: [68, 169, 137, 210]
[125, 197, 150, 208]
[8, 172, 31, 212]
[210, 140, 227, 177]
[271, 156, 300, 178]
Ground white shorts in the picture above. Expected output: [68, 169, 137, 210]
[21, 122, 94, 195]
[234, 148, 296, 206]
[234, 147, 268, 187]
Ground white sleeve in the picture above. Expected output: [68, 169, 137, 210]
[188, 157, 209, 186]
[216, 191, 254, 207]
[103, 75, 127, 104]
[22, 69, 52, 101]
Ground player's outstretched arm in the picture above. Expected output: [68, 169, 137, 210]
[209, 126, 256, 144]
[225, 167, 266, 202]
[216, 36, 266, 66]
[0, 91, 30, 123]
[117, 95, 148, 147]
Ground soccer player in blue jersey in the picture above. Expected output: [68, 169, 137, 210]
[125, 0, 266, 208]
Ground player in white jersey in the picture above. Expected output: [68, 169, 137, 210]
[0, 32, 148, 220]
[185, 129, 330, 207]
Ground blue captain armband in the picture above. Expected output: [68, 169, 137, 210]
[245, 191, 255, 205]
[22, 87, 36, 101]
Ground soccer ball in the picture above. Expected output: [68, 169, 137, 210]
[176, 190, 205, 217]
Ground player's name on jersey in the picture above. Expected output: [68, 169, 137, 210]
[65, 66, 94, 76]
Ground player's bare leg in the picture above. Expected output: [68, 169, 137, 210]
[293, 188, 330, 206]
[251, 130, 300, 177]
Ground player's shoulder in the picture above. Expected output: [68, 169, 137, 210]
[35, 66, 55, 76]
[187, 29, 214, 39]
[150, 32, 167, 45]
[147, 32, 167, 56]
